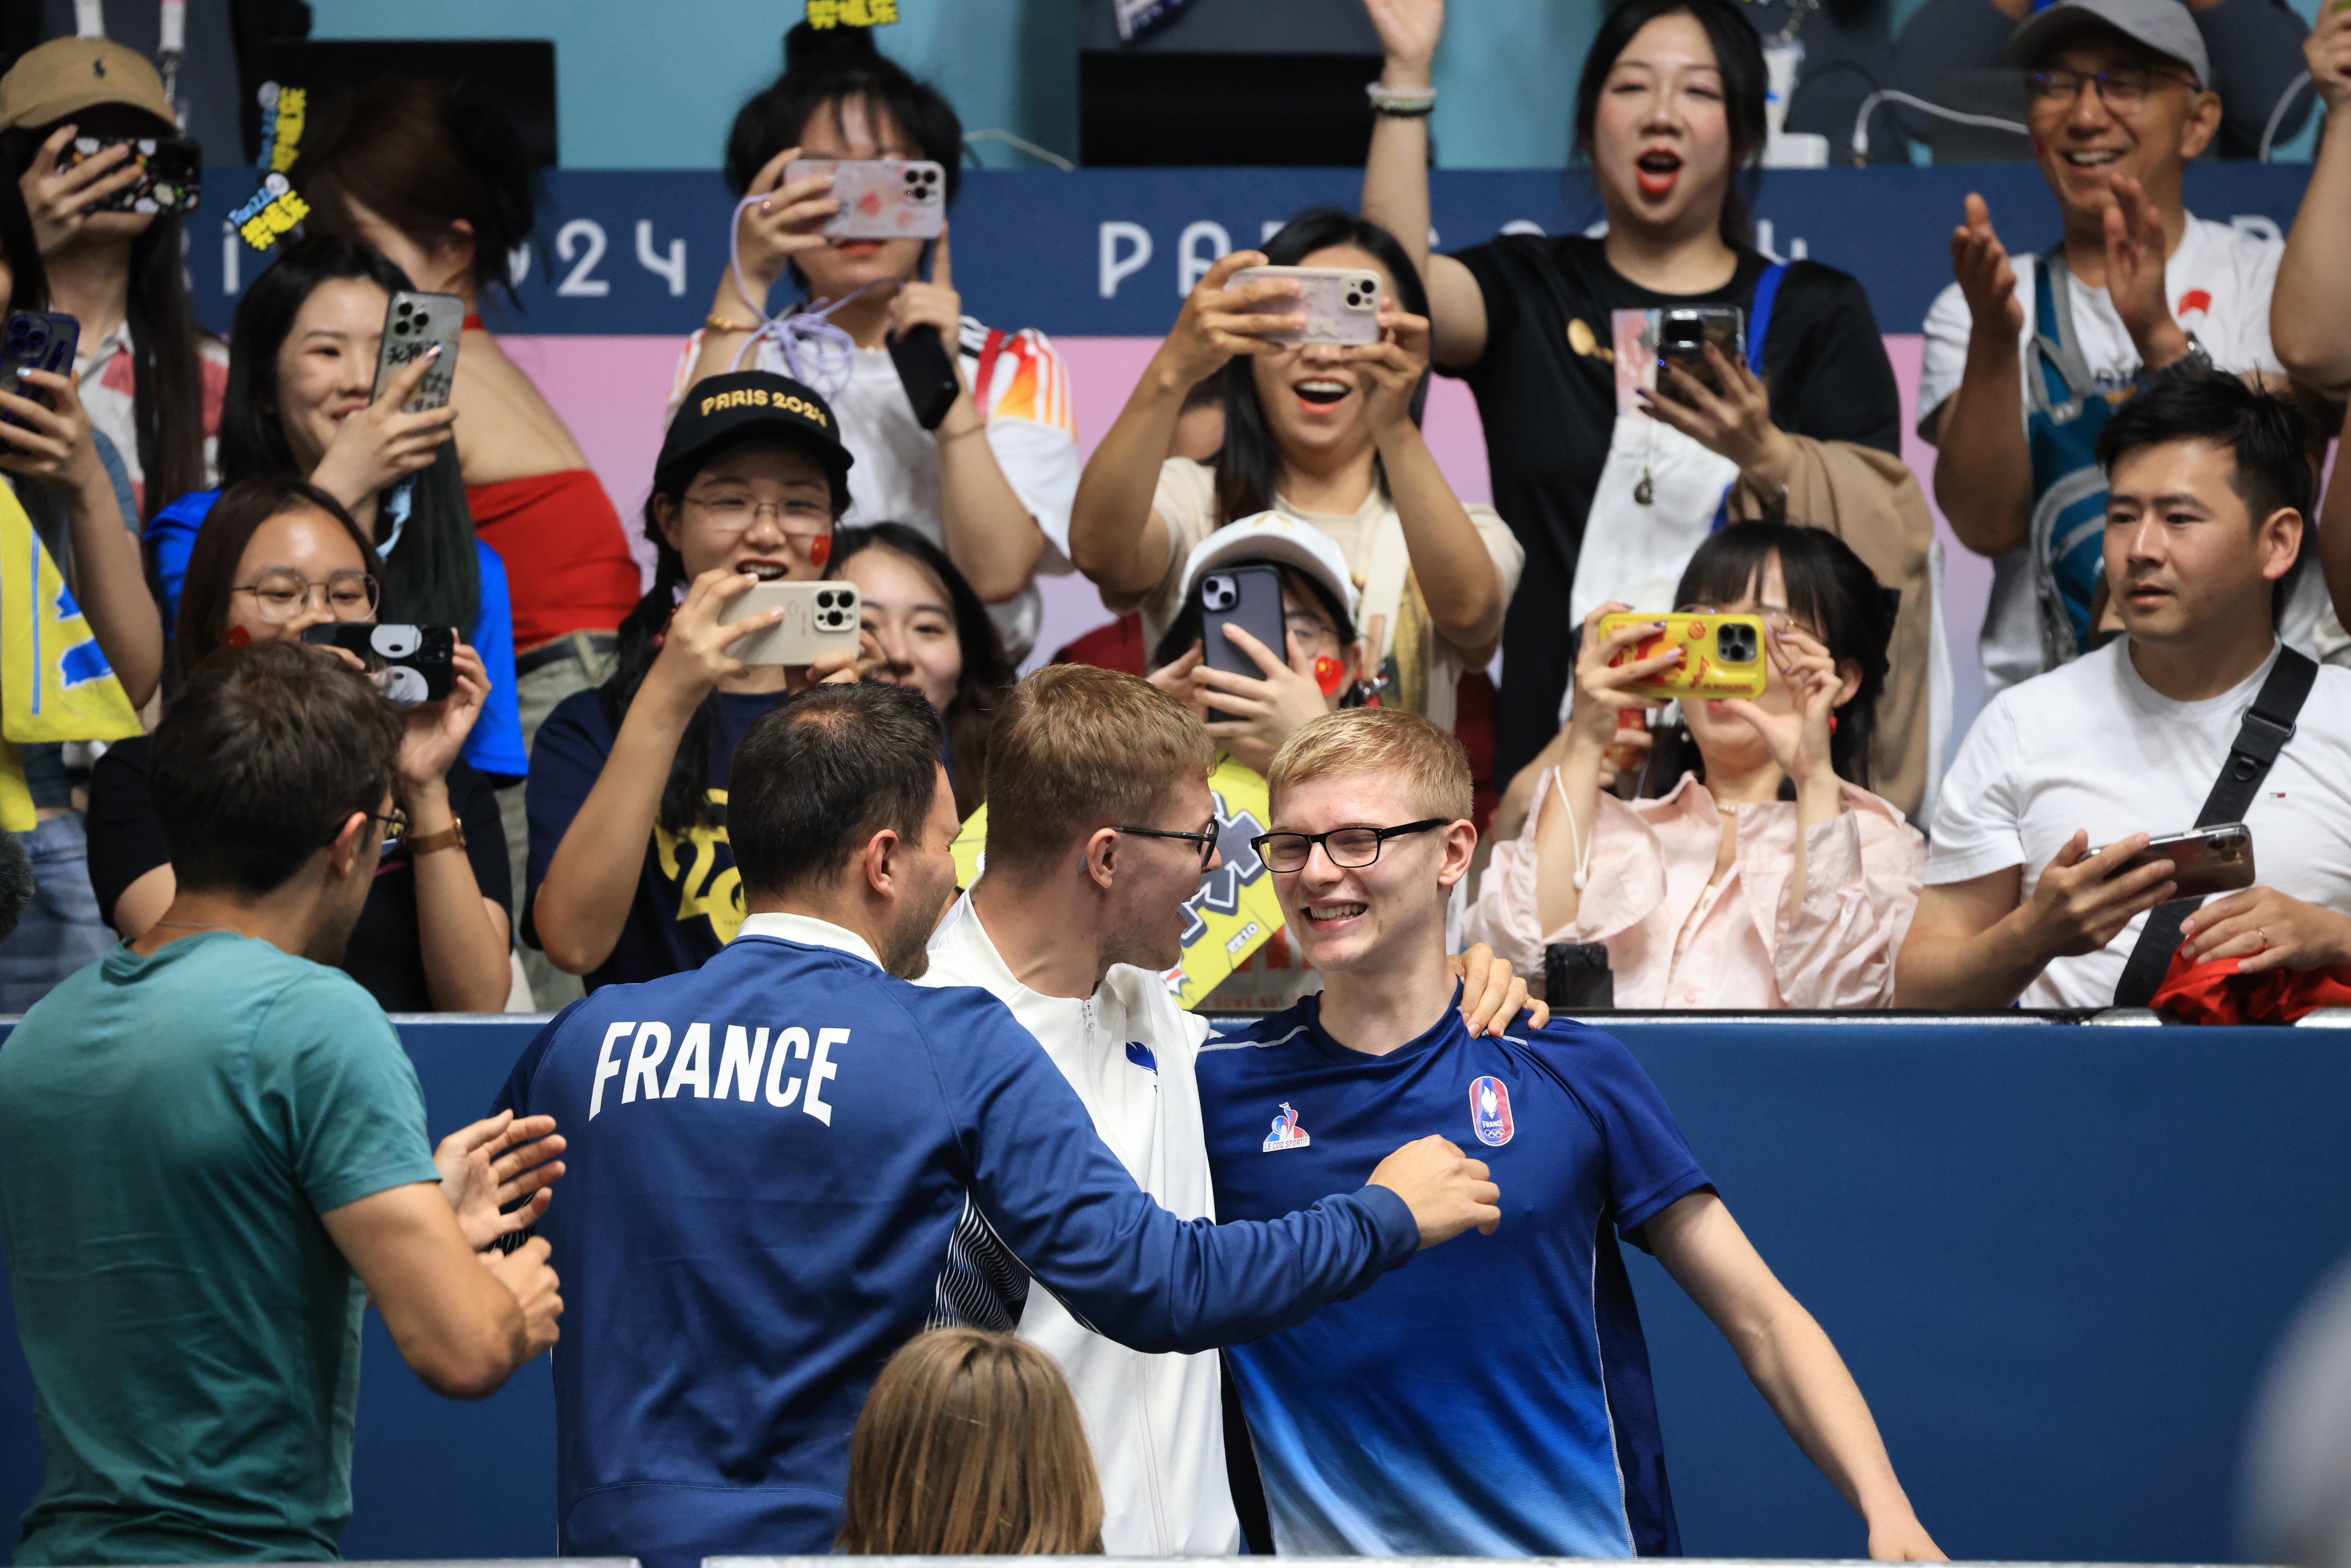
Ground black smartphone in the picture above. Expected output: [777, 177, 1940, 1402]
[57, 136, 202, 215]
[889, 323, 961, 431]
[1656, 304, 1745, 398]
[301, 623, 456, 705]
[1196, 564, 1288, 725]
[0, 311, 79, 425]
[2100, 822, 2256, 901]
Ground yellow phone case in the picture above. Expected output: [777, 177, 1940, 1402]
[1600, 612, 1768, 701]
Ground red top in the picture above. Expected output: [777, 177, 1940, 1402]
[466, 469, 644, 646]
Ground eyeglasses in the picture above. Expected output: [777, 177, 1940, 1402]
[1113, 819, 1221, 869]
[1285, 609, 1344, 655]
[1678, 603, 1802, 637]
[339, 807, 408, 852]
[686, 493, 832, 556]
[234, 569, 379, 623]
[1251, 819, 1444, 874]
[2026, 67, 2194, 110]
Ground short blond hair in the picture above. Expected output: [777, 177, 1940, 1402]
[837, 1328, 1103, 1555]
[984, 664, 1214, 875]
[1267, 707, 1474, 822]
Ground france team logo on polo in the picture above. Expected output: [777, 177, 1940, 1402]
[1469, 1076, 1514, 1147]
[1262, 1101, 1311, 1152]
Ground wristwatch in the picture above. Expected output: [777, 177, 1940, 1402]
[405, 821, 467, 856]
[2151, 331, 2214, 383]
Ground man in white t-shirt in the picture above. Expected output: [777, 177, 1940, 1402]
[1900, 376, 2351, 1010]
[1917, 0, 2339, 697]
[919, 663, 1536, 1554]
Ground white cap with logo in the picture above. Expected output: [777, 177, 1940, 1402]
[1175, 512, 1360, 624]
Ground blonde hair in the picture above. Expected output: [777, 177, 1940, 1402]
[983, 664, 1215, 875]
[837, 1328, 1104, 1556]
[1267, 707, 1474, 822]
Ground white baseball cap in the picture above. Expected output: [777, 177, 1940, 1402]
[2008, 0, 2211, 89]
[1175, 512, 1360, 624]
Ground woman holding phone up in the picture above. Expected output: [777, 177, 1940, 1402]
[145, 236, 526, 784]
[675, 21, 1078, 661]
[525, 373, 875, 989]
[1358, 0, 1934, 818]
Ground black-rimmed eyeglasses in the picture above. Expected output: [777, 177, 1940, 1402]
[1251, 819, 1444, 874]
[1113, 821, 1221, 869]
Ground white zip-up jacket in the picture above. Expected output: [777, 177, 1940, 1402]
[922, 892, 1239, 1556]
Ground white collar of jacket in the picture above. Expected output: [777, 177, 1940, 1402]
[734, 912, 882, 970]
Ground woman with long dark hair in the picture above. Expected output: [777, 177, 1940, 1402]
[84, 476, 515, 1012]
[142, 236, 526, 783]
[675, 21, 1080, 662]
[1468, 523, 1923, 1009]
[1359, 0, 1929, 816]
[525, 372, 872, 988]
[828, 522, 1014, 818]
[2, 38, 224, 520]
[1069, 207, 1520, 742]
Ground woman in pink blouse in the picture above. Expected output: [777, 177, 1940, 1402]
[1469, 525, 1923, 1009]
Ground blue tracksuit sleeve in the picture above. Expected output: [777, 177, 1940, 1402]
[922, 986, 1420, 1355]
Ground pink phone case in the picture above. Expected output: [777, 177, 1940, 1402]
[786, 159, 947, 240]
[1232, 266, 1382, 346]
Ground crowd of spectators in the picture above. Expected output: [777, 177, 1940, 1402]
[4, 0, 2351, 1559]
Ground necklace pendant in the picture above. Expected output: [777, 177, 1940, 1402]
[1634, 472, 1655, 506]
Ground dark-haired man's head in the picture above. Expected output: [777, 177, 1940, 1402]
[729, 681, 958, 978]
[148, 641, 405, 965]
[2094, 373, 2310, 645]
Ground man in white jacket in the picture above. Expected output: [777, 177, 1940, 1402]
[921, 663, 1538, 1554]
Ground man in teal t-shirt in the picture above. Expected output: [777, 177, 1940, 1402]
[0, 633, 565, 1564]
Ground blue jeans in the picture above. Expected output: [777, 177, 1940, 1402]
[0, 813, 114, 1014]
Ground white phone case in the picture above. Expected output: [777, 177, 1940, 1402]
[786, 159, 947, 240]
[1232, 266, 1382, 346]
[726, 581, 863, 666]
[373, 291, 465, 412]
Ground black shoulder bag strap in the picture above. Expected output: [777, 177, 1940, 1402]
[2112, 647, 2319, 1007]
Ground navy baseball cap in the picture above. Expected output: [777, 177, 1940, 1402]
[655, 371, 855, 495]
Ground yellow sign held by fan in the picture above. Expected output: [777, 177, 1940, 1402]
[950, 751, 1286, 1010]
[0, 483, 142, 831]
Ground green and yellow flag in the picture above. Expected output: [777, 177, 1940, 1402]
[951, 750, 1287, 1009]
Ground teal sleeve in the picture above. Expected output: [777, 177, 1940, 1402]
[263, 972, 443, 1215]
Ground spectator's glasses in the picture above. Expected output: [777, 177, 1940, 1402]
[349, 808, 407, 853]
[1113, 818, 1221, 868]
[685, 492, 832, 559]
[1286, 609, 1345, 656]
[234, 569, 379, 623]
[1251, 819, 1444, 874]
[2025, 67, 2195, 110]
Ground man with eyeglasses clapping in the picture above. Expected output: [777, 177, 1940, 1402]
[1919, 0, 2334, 703]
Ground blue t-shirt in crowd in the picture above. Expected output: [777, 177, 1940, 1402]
[147, 488, 527, 780]
[522, 685, 789, 989]
[492, 922, 1420, 1568]
[1196, 988, 1712, 1558]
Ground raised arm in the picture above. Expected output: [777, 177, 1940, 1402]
[1359, 0, 1488, 368]
[684, 150, 841, 395]
[322, 1181, 561, 1400]
[1933, 195, 2033, 556]
[1646, 1191, 1944, 1561]
[2273, 2, 2351, 390]
[395, 645, 514, 1012]
[1067, 251, 1292, 595]
[1533, 607, 1680, 934]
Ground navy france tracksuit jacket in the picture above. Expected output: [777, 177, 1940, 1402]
[495, 916, 1421, 1568]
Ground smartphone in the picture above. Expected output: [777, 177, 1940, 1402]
[0, 311, 79, 424]
[1197, 564, 1290, 725]
[786, 158, 947, 240]
[57, 135, 202, 215]
[2100, 822, 2256, 901]
[372, 291, 465, 413]
[301, 623, 456, 705]
[889, 324, 961, 432]
[1231, 266, 1383, 347]
[726, 581, 863, 667]
[1599, 611, 1768, 701]
[1656, 304, 1746, 397]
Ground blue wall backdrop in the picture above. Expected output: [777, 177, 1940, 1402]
[4, 1014, 2349, 1563]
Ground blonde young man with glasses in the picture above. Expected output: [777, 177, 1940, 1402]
[919, 663, 1537, 1555]
[1919, 0, 2336, 699]
[1196, 708, 1944, 1560]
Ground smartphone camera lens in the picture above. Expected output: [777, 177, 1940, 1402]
[1202, 575, 1236, 613]
[1717, 623, 1758, 663]
[816, 590, 836, 608]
